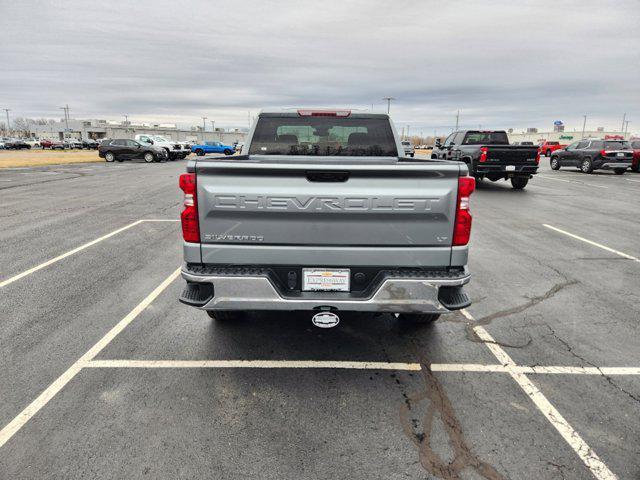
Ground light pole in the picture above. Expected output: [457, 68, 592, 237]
[59, 105, 70, 138]
[4, 108, 11, 135]
[624, 120, 630, 137]
[382, 97, 395, 114]
[621, 113, 626, 133]
[455, 110, 460, 131]
[581, 115, 587, 139]
[201, 116, 208, 142]
[123, 115, 128, 125]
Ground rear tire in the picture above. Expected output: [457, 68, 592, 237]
[397, 313, 440, 324]
[510, 177, 529, 189]
[105, 152, 115, 162]
[195, 148, 205, 156]
[580, 158, 593, 174]
[613, 168, 626, 175]
[207, 311, 241, 321]
[550, 156, 560, 170]
[224, 149, 233, 155]
[144, 152, 155, 163]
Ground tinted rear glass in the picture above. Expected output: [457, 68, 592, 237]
[248, 116, 398, 156]
[604, 141, 630, 149]
[462, 131, 509, 145]
[631, 141, 640, 149]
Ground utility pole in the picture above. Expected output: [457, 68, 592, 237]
[407, 125, 410, 138]
[624, 120, 630, 137]
[382, 97, 395, 114]
[3, 109, 10, 135]
[581, 115, 587, 139]
[59, 105, 70, 138]
[455, 110, 460, 131]
[201, 116, 208, 142]
[123, 114, 128, 125]
[621, 113, 626, 133]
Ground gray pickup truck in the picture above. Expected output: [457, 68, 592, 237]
[178, 109, 475, 327]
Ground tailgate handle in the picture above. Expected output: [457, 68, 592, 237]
[305, 170, 349, 182]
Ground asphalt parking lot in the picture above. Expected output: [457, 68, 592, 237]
[0, 158, 638, 479]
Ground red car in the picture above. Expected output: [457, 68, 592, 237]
[630, 139, 640, 172]
[538, 140, 567, 157]
[40, 139, 65, 150]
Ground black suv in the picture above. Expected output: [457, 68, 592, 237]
[550, 139, 634, 174]
[98, 139, 168, 163]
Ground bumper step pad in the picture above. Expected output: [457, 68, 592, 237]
[179, 282, 214, 307]
[438, 286, 471, 310]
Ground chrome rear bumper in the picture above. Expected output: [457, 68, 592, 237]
[181, 266, 470, 313]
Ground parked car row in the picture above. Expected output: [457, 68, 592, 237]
[0, 137, 32, 149]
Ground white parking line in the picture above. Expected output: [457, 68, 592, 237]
[625, 178, 640, 183]
[0, 219, 180, 289]
[86, 360, 423, 370]
[543, 224, 639, 263]
[0, 268, 181, 449]
[537, 175, 608, 189]
[85, 360, 640, 376]
[461, 309, 617, 480]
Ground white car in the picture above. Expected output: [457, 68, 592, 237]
[135, 134, 190, 160]
[401, 140, 415, 157]
[24, 138, 41, 148]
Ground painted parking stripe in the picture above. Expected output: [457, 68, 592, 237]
[0, 219, 180, 289]
[85, 360, 640, 375]
[461, 309, 617, 480]
[86, 360, 423, 370]
[537, 175, 608, 189]
[543, 224, 639, 263]
[0, 268, 181, 449]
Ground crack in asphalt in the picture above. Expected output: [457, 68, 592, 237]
[377, 331, 507, 480]
[398, 362, 506, 480]
[542, 323, 640, 406]
[451, 279, 577, 348]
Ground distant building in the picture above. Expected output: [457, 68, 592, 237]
[508, 129, 632, 144]
[29, 118, 247, 144]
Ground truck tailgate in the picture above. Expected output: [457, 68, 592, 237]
[193, 159, 462, 266]
[485, 145, 538, 164]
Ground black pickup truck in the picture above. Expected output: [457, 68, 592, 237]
[431, 130, 539, 189]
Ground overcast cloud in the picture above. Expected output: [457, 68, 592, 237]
[1, 0, 639, 134]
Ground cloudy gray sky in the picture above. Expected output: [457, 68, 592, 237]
[1, 0, 639, 134]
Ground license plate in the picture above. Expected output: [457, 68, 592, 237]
[617, 152, 624, 157]
[505, 165, 516, 171]
[302, 269, 350, 292]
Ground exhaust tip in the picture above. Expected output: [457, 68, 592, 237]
[312, 311, 340, 328]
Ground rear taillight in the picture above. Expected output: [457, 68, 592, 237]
[535, 151, 540, 164]
[600, 150, 607, 157]
[479, 147, 487, 162]
[453, 176, 475, 246]
[179, 173, 200, 243]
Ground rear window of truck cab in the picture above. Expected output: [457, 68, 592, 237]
[462, 131, 509, 145]
[248, 116, 398, 156]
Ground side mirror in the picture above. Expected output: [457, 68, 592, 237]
[148, 140, 154, 145]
